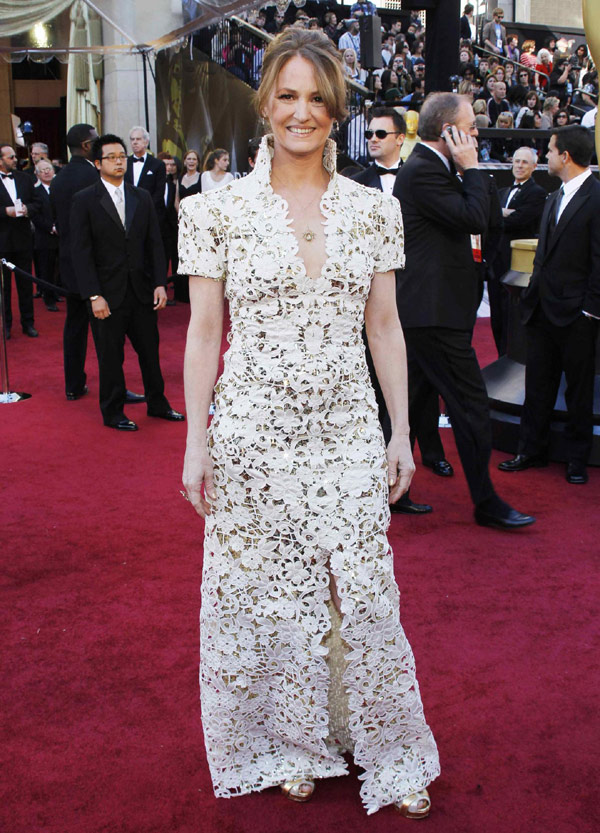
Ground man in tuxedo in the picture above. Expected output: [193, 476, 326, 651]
[70, 134, 184, 431]
[50, 123, 99, 398]
[499, 126, 600, 484]
[393, 93, 535, 529]
[353, 108, 454, 512]
[490, 147, 547, 354]
[125, 126, 166, 225]
[157, 152, 178, 305]
[0, 144, 38, 338]
[32, 159, 60, 311]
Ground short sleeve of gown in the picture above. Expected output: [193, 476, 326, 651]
[372, 192, 406, 273]
[178, 195, 227, 281]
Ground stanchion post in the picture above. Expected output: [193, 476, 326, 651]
[0, 259, 31, 404]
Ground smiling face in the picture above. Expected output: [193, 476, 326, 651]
[263, 55, 334, 160]
[512, 147, 537, 182]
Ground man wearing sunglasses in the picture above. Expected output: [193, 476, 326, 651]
[352, 109, 455, 512]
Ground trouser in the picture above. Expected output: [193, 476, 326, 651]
[63, 293, 94, 396]
[405, 327, 495, 506]
[518, 307, 598, 465]
[34, 247, 60, 305]
[94, 285, 169, 424]
[1, 249, 34, 330]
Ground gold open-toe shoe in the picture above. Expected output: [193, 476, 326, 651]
[281, 778, 315, 803]
[395, 788, 431, 819]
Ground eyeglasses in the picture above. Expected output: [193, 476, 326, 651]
[101, 154, 127, 161]
[365, 130, 401, 140]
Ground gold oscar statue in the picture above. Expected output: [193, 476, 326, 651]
[582, 0, 600, 158]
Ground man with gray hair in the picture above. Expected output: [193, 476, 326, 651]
[392, 92, 535, 529]
[124, 126, 166, 223]
[490, 146, 547, 354]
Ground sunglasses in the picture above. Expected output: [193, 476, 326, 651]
[365, 130, 401, 140]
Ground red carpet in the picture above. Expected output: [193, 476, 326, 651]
[2, 292, 599, 833]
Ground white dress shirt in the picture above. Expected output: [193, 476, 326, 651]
[376, 156, 402, 196]
[556, 168, 592, 222]
[1, 172, 17, 204]
[101, 177, 126, 224]
[132, 154, 146, 187]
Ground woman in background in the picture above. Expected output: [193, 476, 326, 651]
[201, 149, 234, 192]
[179, 149, 202, 199]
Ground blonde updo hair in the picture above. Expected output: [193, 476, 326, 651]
[256, 29, 348, 123]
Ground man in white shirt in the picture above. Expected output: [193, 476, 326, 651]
[124, 126, 166, 224]
[70, 134, 184, 431]
[338, 19, 361, 62]
[500, 126, 600, 484]
[581, 106, 597, 128]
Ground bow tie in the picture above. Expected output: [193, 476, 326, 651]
[512, 182, 523, 189]
[1, 172, 14, 179]
[375, 165, 400, 176]
[133, 157, 144, 163]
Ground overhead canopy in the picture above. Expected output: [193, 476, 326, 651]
[0, 0, 269, 58]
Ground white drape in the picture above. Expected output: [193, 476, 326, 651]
[0, 0, 74, 37]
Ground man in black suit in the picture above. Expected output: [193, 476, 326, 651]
[490, 146, 547, 354]
[353, 108, 454, 509]
[393, 93, 535, 529]
[0, 144, 37, 338]
[499, 126, 600, 484]
[32, 159, 60, 311]
[156, 151, 179, 305]
[70, 134, 184, 431]
[125, 126, 166, 225]
[50, 123, 99, 398]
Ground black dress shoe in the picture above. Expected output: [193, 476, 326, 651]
[498, 453, 547, 472]
[423, 459, 454, 477]
[45, 303, 59, 312]
[22, 325, 39, 338]
[148, 408, 185, 422]
[33, 290, 42, 299]
[125, 390, 146, 404]
[566, 463, 588, 484]
[475, 501, 535, 530]
[66, 385, 88, 401]
[390, 497, 433, 514]
[106, 418, 138, 431]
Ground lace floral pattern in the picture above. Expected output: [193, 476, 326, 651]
[178, 135, 440, 814]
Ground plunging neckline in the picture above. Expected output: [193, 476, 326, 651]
[279, 193, 331, 282]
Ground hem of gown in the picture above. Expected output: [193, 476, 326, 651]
[210, 754, 350, 799]
[360, 761, 441, 815]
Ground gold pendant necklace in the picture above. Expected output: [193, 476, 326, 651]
[272, 175, 323, 243]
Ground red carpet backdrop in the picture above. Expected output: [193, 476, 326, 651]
[2, 290, 599, 833]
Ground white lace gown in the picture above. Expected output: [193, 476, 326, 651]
[178, 136, 440, 815]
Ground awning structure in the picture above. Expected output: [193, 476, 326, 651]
[0, 0, 270, 59]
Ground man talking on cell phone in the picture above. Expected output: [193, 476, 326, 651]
[393, 92, 535, 530]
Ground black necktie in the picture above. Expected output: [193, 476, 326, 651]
[133, 157, 144, 163]
[375, 165, 400, 176]
[505, 183, 522, 207]
[550, 185, 565, 229]
[1, 172, 14, 179]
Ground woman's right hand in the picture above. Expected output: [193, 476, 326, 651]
[182, 445, 216, 518]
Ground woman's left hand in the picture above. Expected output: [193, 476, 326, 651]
[387, 432, 415, 504]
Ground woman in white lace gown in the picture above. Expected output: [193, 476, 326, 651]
[180, 29, 440, 817]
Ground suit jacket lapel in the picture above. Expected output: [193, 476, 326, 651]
[543, 179, 592, 261]
[99, 183, 125, 232]
[0, 178, 11, 205]
[124, 183, 138, 234]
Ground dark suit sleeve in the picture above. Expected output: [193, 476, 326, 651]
[503, 186, 547, 233]
[151, 159, 167, 216]
[142, 190, 167, 287]
[407, 166, 489, 234]
[21, 175, 38, 223]
[70, 192, 102, 298]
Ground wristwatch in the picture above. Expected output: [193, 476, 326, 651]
[89, 295, 99, 301]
